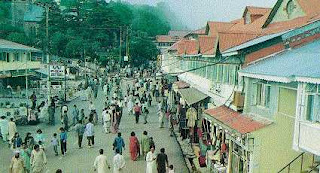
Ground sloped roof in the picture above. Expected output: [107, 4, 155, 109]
[204, 106, 268, 134]
[198, 35, 217, 55]
[24, 4, 44, 22]
[263, 0, 320, 27]
[0, 39, 40, 52]
[156, 35, 176, 43]
[184, 40, 198, 55]
[239, 39, 320, 84]
[246, 6, 271, 16]
[178, 87, 208, 106]
[206, 21, 235, 36]
[168, 30, 190, 37]
[177, 40, 187, 55]
[218, 32, 259, 51]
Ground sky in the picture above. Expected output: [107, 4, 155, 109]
[113, 0, 278, 29]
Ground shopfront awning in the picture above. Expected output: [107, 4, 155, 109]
[178, 87, 208, 106]
[204, 106, 268, 134]
[173, 80, 190, 89]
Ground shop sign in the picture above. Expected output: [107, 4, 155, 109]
[50, 65, 65, 78]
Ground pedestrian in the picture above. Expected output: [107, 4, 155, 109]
[59, 127, 67, 156]
[73, 120, 85, 148]
[146, 146, 156, 173]
[34, 129, 45, 146]
[129, 132, 140, 161]
[24, 132, 35, 150]
[71, 105, 79, 126]
[140, 131, 150, 157]
[61, 104, 68, 124]
[0, 116, 9, 142]
[103, 83, 108, 97]
[30, 144, 47, 173]
[133, 103, 141, 124]
[113, 149, 125, 173]
[9, 151, 24, 173]
[11, 132, 22, 149]
[93, 149, 111, 173]
[110, 105, 118, 134]
[48, 103, 55, 125]
[156, 148, 169, 173]
[79, 109, 85, 122]
[62, 110, 69, 131]
[142, 101, 149, 124]
[102, 108, 111, 134]
[30, 91, 37, 110]
[127, 98, 133, 116]
[56, 169, 62, 173]
[85, 118, 95, 148]
[51, 133, 59, 156]
[168, 165, 174, 173]
[8, 118, 17, 145]
[113, 132, 125, 154]
[20, 143, 31, 173]
[147, 92, 152, 107]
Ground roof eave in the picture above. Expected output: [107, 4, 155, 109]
[239, 72, 292, 83]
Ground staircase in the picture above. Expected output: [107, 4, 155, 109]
[278, 153, 320, 173]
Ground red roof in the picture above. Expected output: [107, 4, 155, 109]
[184, 40, 198, 55]
[156, 35, 176, 43]
[198, 35, 217, 55]
[174, 81, 190, 89]
[245, 6, 271, 16]
[204, 106, 267, 134]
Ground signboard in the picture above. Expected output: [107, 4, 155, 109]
[50, 65, 65, 78]
[124, 56, 128, 62]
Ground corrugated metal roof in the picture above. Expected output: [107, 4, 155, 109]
[0, 39, 40, 52]
[222, 31, 288, 54]
[239, 39, 320, 84]
[178, 87, 208, 106]
[204, 106, 268, 134]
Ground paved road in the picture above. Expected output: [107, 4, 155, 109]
[0, 79, 188, 173]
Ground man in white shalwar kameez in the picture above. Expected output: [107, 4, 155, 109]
[113, 149, 125, 173]
[146, 147, 156, 173]
[93, 149, 110, 173]
[8, 118, 17, 145]
[30, 144, 47, 173]
[0, 116, 9, 142]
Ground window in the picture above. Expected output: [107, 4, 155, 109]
[217, 65, 223, 83]
[256, 83, 271, 108]
[305, 84, 320, 122]
[286, 0, 296, 17]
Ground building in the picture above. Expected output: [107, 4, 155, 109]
[23, 3, 44, 36]
[155, 30, 190, 54]
[162, 0, 320, 172]
[0, 39, 42, 94]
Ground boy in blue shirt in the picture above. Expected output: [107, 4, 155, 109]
[59, 127, 67, 156]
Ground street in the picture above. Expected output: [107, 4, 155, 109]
[0, 79, 188, 173]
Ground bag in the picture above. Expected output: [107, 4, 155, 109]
[199, 155, 207, 167]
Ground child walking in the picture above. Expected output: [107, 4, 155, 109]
[59, 127, 67, 156]
[51, 133, 59, 156]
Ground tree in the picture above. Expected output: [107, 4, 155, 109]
[129, 37, 159, 66]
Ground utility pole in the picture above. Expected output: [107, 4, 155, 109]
[25, 53, 28, 100]
[45, 5, 51, 104]
[126, 26, 129, 63]
[119, 26, 122, 70]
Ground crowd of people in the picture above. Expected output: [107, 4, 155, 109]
[1, 64, 182, 173]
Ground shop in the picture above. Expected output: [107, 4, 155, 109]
[202, 106, 267, 173]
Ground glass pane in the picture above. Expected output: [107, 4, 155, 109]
[257, 84, 262, 105]
[265, 86, 271, 108]
[306, 95, 314, 121]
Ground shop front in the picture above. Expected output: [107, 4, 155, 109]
[202, 106, 267, 173]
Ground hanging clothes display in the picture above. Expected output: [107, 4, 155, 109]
[186, 107, 197, 128]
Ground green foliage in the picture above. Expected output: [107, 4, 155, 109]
[0, 1, 179, 65]
[6, 32, 30, 45]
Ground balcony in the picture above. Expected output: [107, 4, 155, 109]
[295, 121, 320, 156]
[0, 61, 41, 71]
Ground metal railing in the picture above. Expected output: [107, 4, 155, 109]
[278, 152, 317, 173]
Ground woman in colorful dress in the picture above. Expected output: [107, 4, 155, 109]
[129, 132, 140, 161]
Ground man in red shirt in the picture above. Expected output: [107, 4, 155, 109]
[133, 103, 141, 124]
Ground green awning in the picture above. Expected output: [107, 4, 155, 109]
[178, 87, 208, 106]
